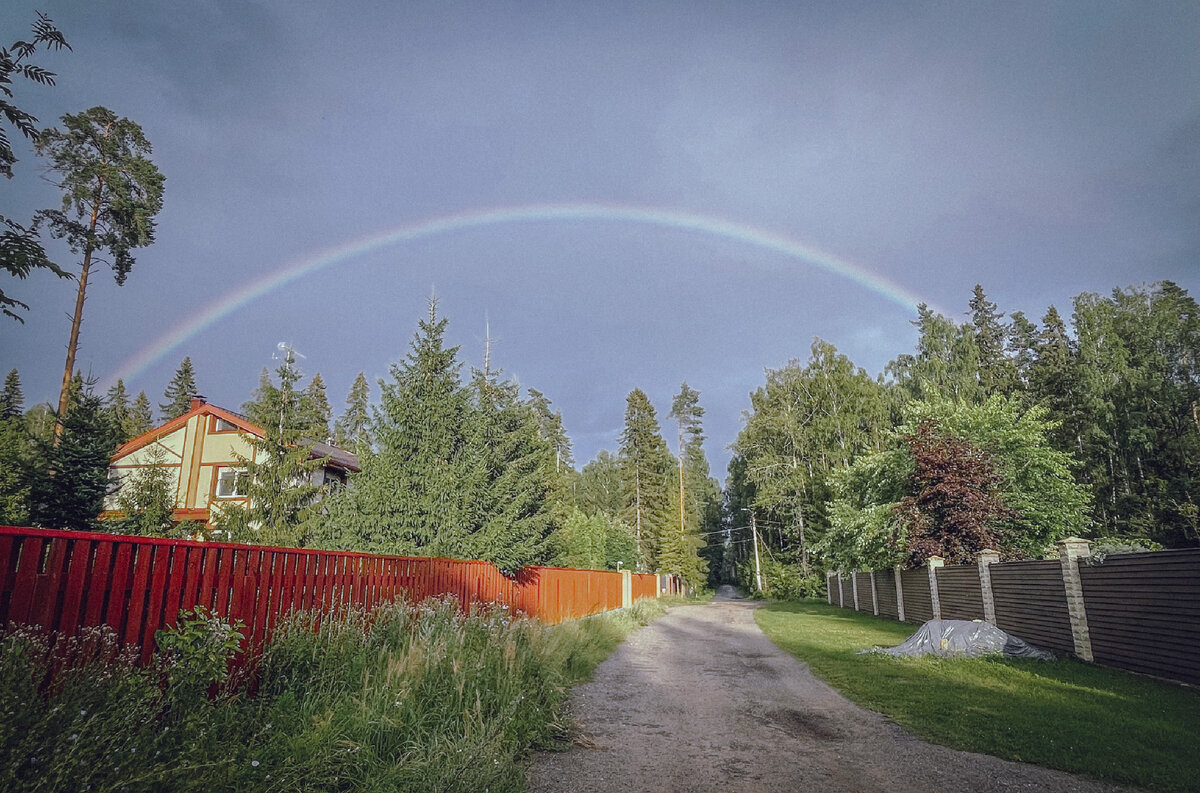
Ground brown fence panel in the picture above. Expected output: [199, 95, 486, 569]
[873, 570, 899, 620]
[936, 564, 985, 621]
[1080, 549, 1200, 686]
[853, 572, 874, 612]
[990, 560, 1074, 655]
[899, 569, 933, 623]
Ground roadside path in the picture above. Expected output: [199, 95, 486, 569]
[527, 587, 1131, 793]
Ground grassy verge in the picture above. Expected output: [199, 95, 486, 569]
[755, 599, 1200, 792]
[0, 596, 668, 793]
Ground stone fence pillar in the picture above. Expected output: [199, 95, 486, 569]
[927, 556, 945, 619]
[1058, 537, 1094, 661]
[977, 549, 1000, 623]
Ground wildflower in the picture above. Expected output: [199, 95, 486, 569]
[251, 760, 260, 767]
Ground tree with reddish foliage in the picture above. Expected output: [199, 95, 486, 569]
[897, 420, 1018, 566]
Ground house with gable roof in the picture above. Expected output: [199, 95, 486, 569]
[101, 396, 358, 527]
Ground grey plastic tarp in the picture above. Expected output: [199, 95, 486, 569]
[862, 619, 1055, 661]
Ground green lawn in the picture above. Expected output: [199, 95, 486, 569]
[756, 600, 1200, 792]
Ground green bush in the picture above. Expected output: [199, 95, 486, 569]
[737, 557, 823, 600]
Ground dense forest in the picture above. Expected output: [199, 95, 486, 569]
[722, 281, 1200, 595]
[4, 282, 1197, 593]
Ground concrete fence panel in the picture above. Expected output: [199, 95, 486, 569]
[990, 560, 1075, 656]
[1079, 548, 1200, 686]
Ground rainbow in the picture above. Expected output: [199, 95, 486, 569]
[106, 203, 937, 387]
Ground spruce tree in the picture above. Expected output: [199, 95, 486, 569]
[320, 300, 474, 557]
[302, 372, 332, 440]
[1, 369, 24, 418]
[215, 348, 324, 546]
[128, 391, 153, 438]
[576, 450, 623, 517]
[0, 371, 31, 523]
[30, 378, 114, 531]
[333, 372, 371, 449]
[104, 379, 133, 443]
[461, 366, 557, 572]
[160, 357, 198, 420]
[618, 389, 675, 571]
[969, 284, 1014, 397]
[110, 445, 178, 537]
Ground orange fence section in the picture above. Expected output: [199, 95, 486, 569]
[0, 526, 660, 663]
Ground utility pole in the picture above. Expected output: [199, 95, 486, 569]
[750, 511, 763, 593]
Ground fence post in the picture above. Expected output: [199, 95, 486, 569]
[977, 549, 1000, 623]
[827, 573, 833, 605]
[851, 571, 860, 610]
[927, 556, 944, 619]
[1058, 537, 1094, 662]
[894, 565, 905, 622]
[621, 570, 632, 609]
[837, 572, 845, 607]
[869, 571, 879, 615]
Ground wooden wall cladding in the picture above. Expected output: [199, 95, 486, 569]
[990, 560, 1074, 656]
[1079, 548, 1200, 686]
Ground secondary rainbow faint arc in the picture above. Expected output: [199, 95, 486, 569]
[108, 203, 936, 387]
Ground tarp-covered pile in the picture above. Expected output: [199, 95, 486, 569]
[863, 619, 1055, 660]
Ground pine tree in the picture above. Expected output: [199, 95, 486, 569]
[128, 391, 153, 438]
[30, 378, 114, 531]
[160, 357, 198, 420]
[665, 382, 712, 586]
[333, 372, 371, 449]
[1, 369, 24, 418]
[618, 389, 675, 571]
[215, 348, 323, 546]
[36, 107, 165, 440]
[104, 379, 133, 443]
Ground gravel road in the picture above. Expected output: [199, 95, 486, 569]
[527, 586, 1133, 793]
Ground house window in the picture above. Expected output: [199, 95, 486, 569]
[215, 468, 249, 498]
[213, 417, 238, 432]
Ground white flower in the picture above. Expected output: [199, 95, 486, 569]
[251, 760, 260, 767]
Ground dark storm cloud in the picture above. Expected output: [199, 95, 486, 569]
[2, 0, 1197, 468]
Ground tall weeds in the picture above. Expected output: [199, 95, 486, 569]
[0, 597, 666, 793]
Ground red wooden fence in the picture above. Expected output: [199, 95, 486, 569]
[0, 526, 660, 664]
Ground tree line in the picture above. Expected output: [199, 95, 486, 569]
[721, 281, 1199, 596]
[0, 300, 720, 584]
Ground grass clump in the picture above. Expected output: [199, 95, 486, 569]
[756, 599, 1200, 792]
[0, 596, 668, 792]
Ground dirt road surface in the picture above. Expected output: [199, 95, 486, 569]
[527, 586, 1132, 793]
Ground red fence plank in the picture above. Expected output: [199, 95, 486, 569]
[0, 526, 666, 668]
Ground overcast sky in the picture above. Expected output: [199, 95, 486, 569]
[3, 1, 1198, 471]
